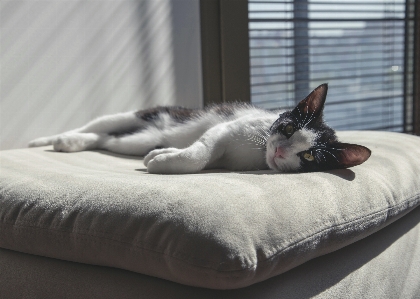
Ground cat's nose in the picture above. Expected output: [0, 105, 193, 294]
[275, 147, 286, 158]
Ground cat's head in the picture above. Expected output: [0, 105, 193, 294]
[266, 83, 371, 172]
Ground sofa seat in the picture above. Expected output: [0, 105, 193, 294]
[1, 131, 420, 297]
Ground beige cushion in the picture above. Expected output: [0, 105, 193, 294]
[2, 206, 420, 298]
[1, 131, 419, 289]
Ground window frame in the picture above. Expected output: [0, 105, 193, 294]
[200, 0, 251, 104]
[200, 0, 419, 135]
[413, 0, 420, 135]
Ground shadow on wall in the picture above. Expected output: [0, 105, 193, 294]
[0, 0, 203, 150]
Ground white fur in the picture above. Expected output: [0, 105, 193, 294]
[144, 110, 277, 173]
[28, 106, 317, 174]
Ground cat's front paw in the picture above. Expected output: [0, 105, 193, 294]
[144, 148, 184, 174]
[143, 148, 182, 167]
[144, 147, 205, 174]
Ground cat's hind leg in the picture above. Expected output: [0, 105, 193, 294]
[49, 129, 162, 155]
[28, 111, 142, 148]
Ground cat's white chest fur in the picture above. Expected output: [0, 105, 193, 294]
[213, 113, 277, 171]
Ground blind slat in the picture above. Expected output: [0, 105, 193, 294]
[249, 0, 407, 131]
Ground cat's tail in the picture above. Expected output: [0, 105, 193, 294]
[28, 135, 57, 147]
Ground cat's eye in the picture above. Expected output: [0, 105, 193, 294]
[284, 124, 294, 135]
[303, 153, 315, 161]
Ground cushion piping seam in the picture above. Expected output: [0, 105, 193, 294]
[0, 193, 419, 273]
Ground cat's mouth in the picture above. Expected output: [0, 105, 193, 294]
[265, 138, 290, 171]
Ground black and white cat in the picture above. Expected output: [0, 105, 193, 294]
[29, 84, 371, 174]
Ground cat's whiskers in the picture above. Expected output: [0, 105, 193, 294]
[302, 105, 310, 126]
[248, 147, 267, 151]
[317, 143, 345, 151]
[239, 124, 271, 151]
[246, 135, 267, 148]
[290, 115, 300, 129]
[247, 138, 266, 148]
[296, 106, 303, 119]
[312, 151, 322, 164]
[254, 130, 268, 139]
[329, 147, 344, 151]
[317, 148, 339, 162]
[303, 110, 316, 128]
[314, 149, 327, 162]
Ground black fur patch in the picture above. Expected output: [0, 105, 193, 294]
[135, 106, 199, 123]
[109, 127, 143, 137]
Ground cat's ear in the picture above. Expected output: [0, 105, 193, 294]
[326, 142, 371, 169]
[293, 83, 328, 119]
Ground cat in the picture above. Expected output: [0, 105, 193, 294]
[28, 83, 371, 174]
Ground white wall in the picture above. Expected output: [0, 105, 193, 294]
[0, 0, 203, 150]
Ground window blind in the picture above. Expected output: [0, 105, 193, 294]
[248, 0, 413, 131]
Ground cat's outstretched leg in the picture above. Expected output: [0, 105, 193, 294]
[28, 111, 141, 150]
[39, 129, 163, 155]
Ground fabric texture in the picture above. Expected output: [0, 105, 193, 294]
[0, 131, 419, 289]
[2, 206, 419, 299]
